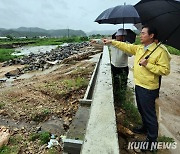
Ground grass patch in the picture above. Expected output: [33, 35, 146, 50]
[38, 74, 89, 101]
[0, 145, 19, 154]
[0, 49, 18, 62]
[119, 87, 142, 127]
[28, 38, 63, 46]
[158, 135, 175, 143]
[0, 38, 35, 45]
[30, 36, 89, 46]
[71, 67, 93, 76]
[0, 135, 22, 154]
[0, 102, 5, 109]
[31, 108, 51, 122]
[29, 132, 50, 145]
[41, 81, 66, 96]
[39, 132, 51, 144]
[43, 109, 51, 115]
[29, 133, 40, 141]
[42, 77, 88, 94]
[9, 135, 23, 145]
[63, 77, 88, 90]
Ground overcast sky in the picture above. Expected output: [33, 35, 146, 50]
[0, 0, 140, 32]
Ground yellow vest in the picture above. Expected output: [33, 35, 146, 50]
[112, 41, 171, 90]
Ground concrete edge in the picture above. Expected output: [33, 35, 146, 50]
[80, 46, 119, 154]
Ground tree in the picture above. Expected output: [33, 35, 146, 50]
[6, 35, 13, 40]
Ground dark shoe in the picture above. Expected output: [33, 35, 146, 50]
[133, 126, 147, 134]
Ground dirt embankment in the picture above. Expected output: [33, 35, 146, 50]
[0, 45, 101, 153]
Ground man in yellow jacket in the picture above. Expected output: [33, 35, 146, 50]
[103, 25, 171, 150]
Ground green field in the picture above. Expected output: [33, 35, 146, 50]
[0, 36, 89, 46]
[166, 46, 180, 55]
[0, 49, 18, 62]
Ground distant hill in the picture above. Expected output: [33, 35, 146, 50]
[48, 29, 86, 37]
[15, 27, 48, 33]
[0, 28, 6, 31]
[0, 27, 86, 37]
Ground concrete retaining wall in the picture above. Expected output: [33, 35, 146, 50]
[81, 46, 119, 154]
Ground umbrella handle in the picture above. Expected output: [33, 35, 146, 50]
[145, 55, 150, 59]
[139, 55, 150, 66]
[138, 42, 162, 66]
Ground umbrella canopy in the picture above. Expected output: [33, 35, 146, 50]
[95, 5, 141, 24]
[112, 29, 137, 43]
[135, 0, 180, 50]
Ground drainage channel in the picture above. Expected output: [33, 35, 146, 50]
[63, 46, 119, 154]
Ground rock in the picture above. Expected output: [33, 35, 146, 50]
[5, 68, 22, 78]
[0, 110, 5, 114]
[63, 117, 70, 131]
[13, 128, 19, 132]
[36, 126, 41, 132]
[3, 42, 92, 74]
[0, 78, 7, 83]
[19, 112, 26, 116]
[117, 124, 134, 137]
[39, 144, 47, 151]
[0, 126, 10, 148]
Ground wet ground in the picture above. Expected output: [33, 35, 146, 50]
[0, 46, 100, 153]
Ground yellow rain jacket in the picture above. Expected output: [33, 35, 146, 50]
[111, 41, 171, 90]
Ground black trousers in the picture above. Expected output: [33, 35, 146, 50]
[135, 85, 159, 141]
[111, 65, 129, 105]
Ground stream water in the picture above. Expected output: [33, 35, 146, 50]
[12, 43, 68, 56]
[12, 45, 59, 56]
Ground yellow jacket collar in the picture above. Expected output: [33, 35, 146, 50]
[147, 42, 157, 52]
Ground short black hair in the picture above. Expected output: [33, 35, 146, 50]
[142, 24, 158, 39]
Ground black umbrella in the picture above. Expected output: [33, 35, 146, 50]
[95, 5, 141, 25]
[135, 0, 180, 50]
[112, 29, 137, 43]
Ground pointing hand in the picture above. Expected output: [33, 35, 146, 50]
[103, 39, 112, 45]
